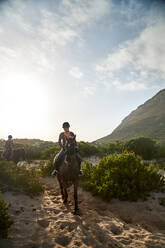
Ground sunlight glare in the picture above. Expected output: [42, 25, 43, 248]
[1, 74, 49, 138]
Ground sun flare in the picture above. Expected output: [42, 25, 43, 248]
[1, 74, 50, 138]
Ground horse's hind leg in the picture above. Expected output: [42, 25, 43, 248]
[73, 181, 79, 215]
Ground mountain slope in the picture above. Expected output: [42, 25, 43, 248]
[96, 89, 165, 143]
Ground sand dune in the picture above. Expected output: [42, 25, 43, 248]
[0, 176, 165, 248]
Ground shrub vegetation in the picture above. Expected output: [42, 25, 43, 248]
[78, 142, 99, 157]
[0, 161, 44, 196]
[40, 160, 53, 177]
[123, 137, 157, 160]
[82, 152, 165, 201]
[0, 198, 13, 238]
[155, 143, 165, 159]
[41, 145, 60, 160]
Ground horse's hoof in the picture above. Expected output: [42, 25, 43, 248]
[73, 209, 80, 215]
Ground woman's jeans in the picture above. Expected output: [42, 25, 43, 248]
[53, 148, 82, 171]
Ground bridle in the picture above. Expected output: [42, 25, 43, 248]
[65, 136, 76, 156]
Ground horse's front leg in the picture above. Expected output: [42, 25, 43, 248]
[57, 176, 64, 200]
[73, 181, 79, 215]
[63, 187, 68, 204]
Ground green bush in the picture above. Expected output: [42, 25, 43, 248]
[82, 153, 165, 201]
[41, 145, 60, 160]
[40, 145, 61, 177]
[78, 142, 99, 157]
[155, 143, 165, 159]
[24, 142, 55, 161]
[105, 141, 124, 155]
[0, 199, 13, 238]
[25, 145, 42, 160]
[40, 160, 53, 177]
[0, 161, 44, 196]
[77, 141, 125, 158]
[157, 161, 165, 170]
[124, 137, 157, 160]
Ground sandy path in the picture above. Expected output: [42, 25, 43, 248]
[0, 177, 165, 248]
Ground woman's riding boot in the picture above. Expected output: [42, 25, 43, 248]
[51, 169, 58, 176]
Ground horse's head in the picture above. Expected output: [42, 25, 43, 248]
[65, 135, 76, 155]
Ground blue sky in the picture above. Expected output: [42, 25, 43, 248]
[0, 0, 165, 142]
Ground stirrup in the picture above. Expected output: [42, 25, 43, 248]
[51, 169, 58, 176]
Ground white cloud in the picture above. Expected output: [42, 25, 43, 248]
[60, 0, 110, 28]
[119, 0, 148, 26]
[97, 19, 165, 90]
[140, 71, 148, 78]
[135, 23, 165, 73]
[40, 0, 111, 48]
[97, 47, 132, 73]
[69, 66, 83, 79]
[83, 86, 95, 96]
[39, 10, 79, 47]
[98, 21, 165, 75]
[111, 80, 147, 91]
[0, 0, 111, 77]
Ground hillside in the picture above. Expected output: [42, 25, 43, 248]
[0, 138, 55, 149]
[96, 89, 165, 144]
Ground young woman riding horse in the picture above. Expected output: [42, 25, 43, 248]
[52, 122, 82, 214]
[52, 122, 82, 175]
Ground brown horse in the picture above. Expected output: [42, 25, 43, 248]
[12, 148, 26, 163]
[0, 150, 3, 159]
[1, 148, 25, 163]
[55, 136, 80, 215]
